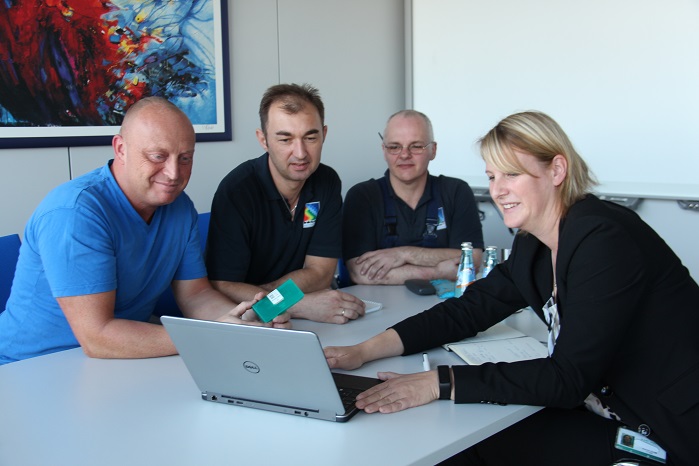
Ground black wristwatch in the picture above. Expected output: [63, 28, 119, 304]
[437, 365, 451, 400]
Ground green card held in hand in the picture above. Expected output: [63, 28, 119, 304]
[252, 279, 304, 322]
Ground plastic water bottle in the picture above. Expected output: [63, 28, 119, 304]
[454, 242, 475, 297]
[481, 246, 499, 278]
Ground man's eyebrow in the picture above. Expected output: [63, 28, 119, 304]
[273, 129, 321, 137]
[385, 139, 426, 145]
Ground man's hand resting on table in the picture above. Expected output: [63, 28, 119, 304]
[290, 289, 365, 324]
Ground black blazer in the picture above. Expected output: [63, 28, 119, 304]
[393, 195, 699, 464]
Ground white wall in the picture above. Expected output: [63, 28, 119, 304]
[1, 148, 70, 237]
[1, 0, 697, 280]
[412, 0, 699, 200]
[409, 0, 699, 279]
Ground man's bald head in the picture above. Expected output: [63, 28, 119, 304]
[120, 97, 192, 139]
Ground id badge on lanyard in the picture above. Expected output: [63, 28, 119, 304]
[614, 427, 667, 464]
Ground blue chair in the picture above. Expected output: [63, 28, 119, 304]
[335, 258, 353, 288]
[0, 234, 21, 312]
[153, 212, 212, 318]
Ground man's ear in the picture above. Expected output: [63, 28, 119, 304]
[430, 141, 437, 161]
[112, 134, 126, 164]
[255, 128, 268, 151]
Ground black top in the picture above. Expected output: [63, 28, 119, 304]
[392, 194, 699, 464]
[342, 171, 484, 261]
[205, 153, 342, 285]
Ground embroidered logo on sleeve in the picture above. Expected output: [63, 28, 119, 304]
[303, 202, 320, 228]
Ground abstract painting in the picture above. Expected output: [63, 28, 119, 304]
[0, 0, 230, 148]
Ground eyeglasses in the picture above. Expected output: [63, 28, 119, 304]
[382, 142, 434, 156]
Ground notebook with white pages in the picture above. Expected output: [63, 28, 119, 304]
[443, 322, 548, 365]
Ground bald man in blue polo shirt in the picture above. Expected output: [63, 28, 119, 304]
[0, 97, 289, 365]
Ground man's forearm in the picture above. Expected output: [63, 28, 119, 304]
[401, 246, 460, 267]
[210, 267, 334, 303]
[210, 280, 267, 303]
[178, 286, 240, 321]
[80, 319, 177, 359]
[349, 263, 452, 285]
[263, 268, 334, 294]
[348, 247, 462, 285]
[58, 292, 178, 360]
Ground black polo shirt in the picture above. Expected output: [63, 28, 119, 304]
[206, 153, 342, 285]
[342, 171, 484, 261]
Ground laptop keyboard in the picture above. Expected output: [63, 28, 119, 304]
[338, 386, 363, 412]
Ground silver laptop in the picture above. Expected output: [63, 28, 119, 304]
[161, 316, 381, 422]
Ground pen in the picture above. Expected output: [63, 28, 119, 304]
[422, 353, 430, 372]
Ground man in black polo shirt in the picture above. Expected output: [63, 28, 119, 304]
[205, 83, 365, 324]
[343, 110, 484, 285]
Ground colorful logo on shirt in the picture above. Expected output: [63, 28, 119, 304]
[303, 202, 320, 228]
[436, 207, 447, 230]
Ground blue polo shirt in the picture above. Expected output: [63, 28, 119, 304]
[0, 161, 206, 364]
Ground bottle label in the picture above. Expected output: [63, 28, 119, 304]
[455, 267, 475, 297]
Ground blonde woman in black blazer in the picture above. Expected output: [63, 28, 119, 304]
[325, 111, 699, 465]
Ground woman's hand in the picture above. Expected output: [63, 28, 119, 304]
[355, 370, 441, 413]
[324, 344, 366, 370]
[325, 329, 405, 371]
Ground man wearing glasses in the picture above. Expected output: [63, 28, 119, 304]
[342, 110, 484, 285]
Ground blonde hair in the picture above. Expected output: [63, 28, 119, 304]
[479, 111, 597, 214]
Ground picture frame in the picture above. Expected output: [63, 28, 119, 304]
[0, 0, 231, 149]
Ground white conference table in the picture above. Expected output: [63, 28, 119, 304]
[0, 285, 546, 466]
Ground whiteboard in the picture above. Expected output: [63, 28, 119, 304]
[411, 0, 699, 199]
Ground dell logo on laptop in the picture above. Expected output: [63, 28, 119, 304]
[243, 361, 260, 373]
